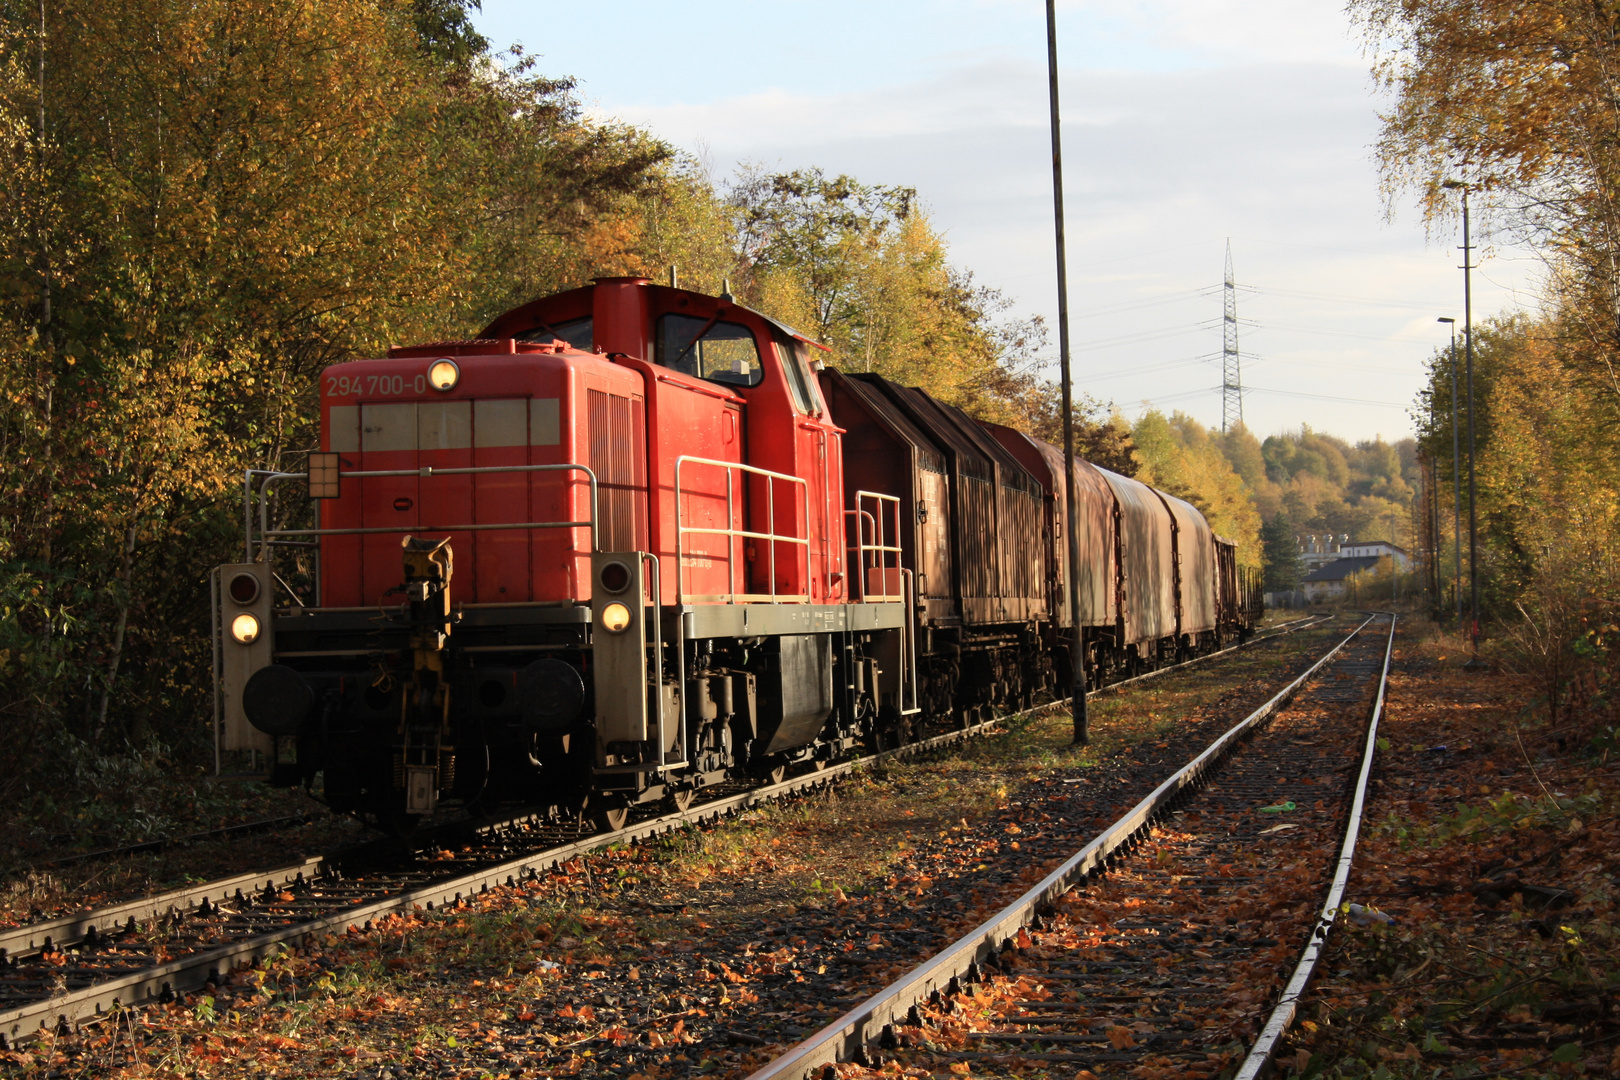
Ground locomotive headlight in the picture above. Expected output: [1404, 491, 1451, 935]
[427, 358, 460, 392]
[598, 602, 632, 634]
[599, 560, 631, 594]
[230, 612, 262, 645]
[227, 571, 261, 605]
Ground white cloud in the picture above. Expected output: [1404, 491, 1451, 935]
[1067, 0, 1366, 66]
[491, 1, 1534, 441]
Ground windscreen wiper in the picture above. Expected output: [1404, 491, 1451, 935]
[669, 310, 726, 373]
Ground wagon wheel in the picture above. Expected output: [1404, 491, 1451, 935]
[891, 707, 916, 748]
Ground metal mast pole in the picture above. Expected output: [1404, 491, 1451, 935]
[1429, 453, 1441, 609]
[1046, 0, 1087, 745]
[1462, 190, 1480, 655]
[1438, 317, 1461, 628]
[1221, 241, 1243, 432]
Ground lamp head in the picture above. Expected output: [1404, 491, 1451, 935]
[1437, 317, 1455, 324]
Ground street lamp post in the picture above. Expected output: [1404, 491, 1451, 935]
[1437, 316, 1461, 629]
[1389, 506, 1399, 605]
[1441, 178, 1482, 658]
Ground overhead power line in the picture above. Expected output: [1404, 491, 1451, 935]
[1066, 288, 1215, 321]
[1243, 385, 1409, 408]
[1256, 322, 1455, 344]
[1072, 322, 1207, 352]
[1242, 284, 1453, 311]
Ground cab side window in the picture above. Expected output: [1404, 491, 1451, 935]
[776, 338, 821, 415]
[655, 314, 763, 388]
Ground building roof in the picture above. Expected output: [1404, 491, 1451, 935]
[1301, 556, 1383, 583]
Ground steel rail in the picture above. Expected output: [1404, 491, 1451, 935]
[742, 613, 1376, 1080]
[2, 611, 1326, 1045]
[0, 858, 326, 962]
[4, 811, 320, 877]
[1085, 613, 1329, 703]
[1233, 612, 1397, 1080]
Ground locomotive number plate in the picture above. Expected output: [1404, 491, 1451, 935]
[326, 373, 425, 398]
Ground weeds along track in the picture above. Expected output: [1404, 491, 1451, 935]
[0, 614, 1328, 1049]
[749, 613, 1395, 1080]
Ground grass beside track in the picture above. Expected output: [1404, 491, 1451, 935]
[1278, 619, 1620, 1080]
[0, 623, 1341, 1080]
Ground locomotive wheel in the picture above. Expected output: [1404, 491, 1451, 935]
[590, 798, 631, 833]
[668, 788, 695, 813]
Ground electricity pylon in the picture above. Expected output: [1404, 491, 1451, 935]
[1221, 240, 1244, 432]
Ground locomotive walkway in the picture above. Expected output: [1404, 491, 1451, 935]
[746, 613, 1393, 1079]
[0, 615, 1328, 1049]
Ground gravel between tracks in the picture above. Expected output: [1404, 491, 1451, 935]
[0, 622, 1342, 1080]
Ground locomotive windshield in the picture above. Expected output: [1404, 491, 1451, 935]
[655, 313, 763, 387]
[514, 316, 593, 350]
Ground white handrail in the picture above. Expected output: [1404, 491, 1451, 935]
[673, 456, 810, 604]
[846, 490, 903, 602]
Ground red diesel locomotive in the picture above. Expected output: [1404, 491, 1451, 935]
[214, 277, 1258, 828]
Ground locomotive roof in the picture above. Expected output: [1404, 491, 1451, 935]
[476, 277, 832, 353]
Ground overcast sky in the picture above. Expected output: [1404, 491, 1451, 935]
[473, 0, 1538, 444]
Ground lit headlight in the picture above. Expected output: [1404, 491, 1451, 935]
[599, 602, 632, 634]
[427, 358, 460, 392]
[230, 612, 262, 645]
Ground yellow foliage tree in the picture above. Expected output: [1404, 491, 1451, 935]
[1131, 410, 1261, 568]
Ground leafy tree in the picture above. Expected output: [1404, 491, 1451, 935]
[1261, 512, 1301, 593]
[1351, 0, 1620, 420]
[409, 0, 489, 70]
[1131, 410, 1261, 567]
[1253, 426, 1418, 551]
[0, 0, 676, 776]
[724, 164, 1126, 452]
[728, 166, 916, 345]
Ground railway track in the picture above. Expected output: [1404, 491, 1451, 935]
[747, 612, 1394, 1080]
[3, 812, 324, 879]
[0, 612, 1330, 1049]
